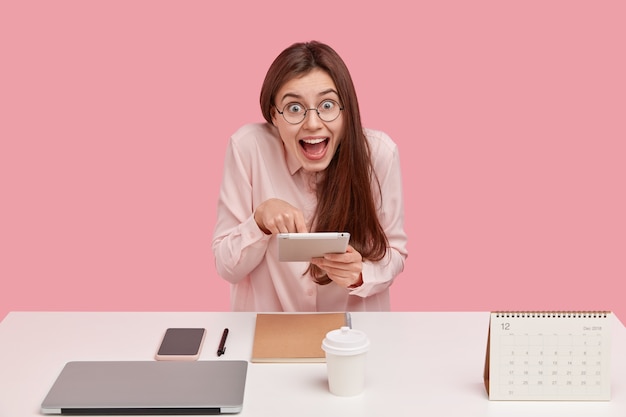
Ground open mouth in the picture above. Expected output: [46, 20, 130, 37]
[299, 137, 329, 160]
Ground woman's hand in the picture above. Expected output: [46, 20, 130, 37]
[311, 245, 363, 289]
[254, 198, 308, 234]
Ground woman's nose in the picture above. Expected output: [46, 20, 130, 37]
[302, 109, 323, 129]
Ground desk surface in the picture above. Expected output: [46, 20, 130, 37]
[1, 311, 625, 417]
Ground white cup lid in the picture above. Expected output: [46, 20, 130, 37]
[322, 326, 370, 356]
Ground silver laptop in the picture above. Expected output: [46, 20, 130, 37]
[41, 360, 248, 415]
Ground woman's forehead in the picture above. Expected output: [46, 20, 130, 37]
[276, 69, 338, 103]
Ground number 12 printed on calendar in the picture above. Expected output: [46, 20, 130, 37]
[484, 311, 611, 401]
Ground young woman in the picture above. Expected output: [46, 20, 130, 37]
[212, 41, 407, 311]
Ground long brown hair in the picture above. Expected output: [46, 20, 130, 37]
[260, 41, 388, 284]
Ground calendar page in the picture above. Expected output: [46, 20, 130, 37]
[484, 311, 611, 401]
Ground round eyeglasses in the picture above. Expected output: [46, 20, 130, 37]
[275, 99, 344, 125]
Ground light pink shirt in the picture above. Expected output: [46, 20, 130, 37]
[212, 123, 407, 312]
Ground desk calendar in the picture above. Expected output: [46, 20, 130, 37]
[484, 311, 611, 401]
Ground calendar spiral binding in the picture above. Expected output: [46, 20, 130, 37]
[493, 310, 611, 319]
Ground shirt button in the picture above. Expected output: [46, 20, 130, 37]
[306, 289, 315, 297]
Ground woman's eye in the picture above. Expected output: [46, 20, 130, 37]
[320, 100, 335, 111]
[287, 103, 303, 113]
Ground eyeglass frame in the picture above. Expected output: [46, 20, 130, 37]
[274, 99, 344, 125]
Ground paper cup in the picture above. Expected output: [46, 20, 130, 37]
[321, 326, 370, 396]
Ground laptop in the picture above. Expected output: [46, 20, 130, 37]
[41, 360, 248, 415]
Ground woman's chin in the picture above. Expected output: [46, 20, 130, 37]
[300, 158, 332, 173]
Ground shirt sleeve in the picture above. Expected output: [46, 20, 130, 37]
[348, 135, 408, 297]
[211, 136, 272, 283]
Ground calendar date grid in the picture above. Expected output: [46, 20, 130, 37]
[494, 330, 606, 397]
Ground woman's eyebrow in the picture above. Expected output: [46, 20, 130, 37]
[318, 88, 339, 97]
[279, 92, 302, 102]
[278, 89, 340, 104]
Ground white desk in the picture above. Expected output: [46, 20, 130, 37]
[0, 311, 624, 416]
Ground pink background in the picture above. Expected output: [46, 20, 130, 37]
[1, 1, 625, 322]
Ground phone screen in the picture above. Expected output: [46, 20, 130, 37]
[156, 328, 206, 358]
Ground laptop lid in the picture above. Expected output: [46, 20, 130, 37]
[41, 360, 248, 415]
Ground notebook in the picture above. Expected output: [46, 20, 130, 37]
[41, 360, 248, 415]
[251, 312, 349, 363]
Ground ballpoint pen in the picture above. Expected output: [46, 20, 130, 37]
[217, 328, 229, 356]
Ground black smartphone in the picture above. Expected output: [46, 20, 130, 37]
[155, 328, 206, 361]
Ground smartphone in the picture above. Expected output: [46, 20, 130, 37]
[155, 328, 206, 361]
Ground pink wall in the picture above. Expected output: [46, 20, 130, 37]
[2, 1, 625, 322]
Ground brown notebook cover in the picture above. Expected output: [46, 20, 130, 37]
[251, 313, 349, 363]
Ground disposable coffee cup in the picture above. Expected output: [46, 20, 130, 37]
[321, 326, 370, 396]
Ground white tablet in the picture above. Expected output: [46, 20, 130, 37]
[277, 232, 350, 262]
